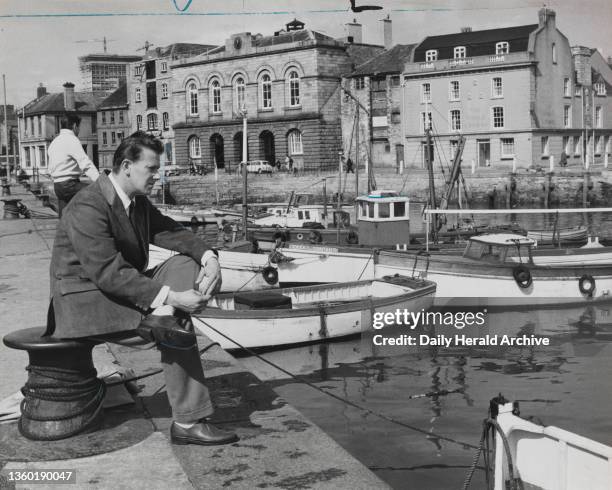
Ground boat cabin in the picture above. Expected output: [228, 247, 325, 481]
[462, 234, 536, 264]
[355, 191, 411, 248]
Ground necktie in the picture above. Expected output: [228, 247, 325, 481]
[128, 200, 139, 233]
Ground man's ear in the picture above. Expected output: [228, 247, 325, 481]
[121, 159, 132, 175]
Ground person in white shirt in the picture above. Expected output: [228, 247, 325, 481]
[48, 113, 100, 216]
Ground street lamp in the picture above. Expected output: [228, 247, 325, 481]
[239, 104, 248, 238]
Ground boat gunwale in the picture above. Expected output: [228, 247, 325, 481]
[194, 279, 436, 320]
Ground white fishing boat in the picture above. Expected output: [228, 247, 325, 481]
[376, 233, 612, 307]
[148, 245, 278, 292]
[527, 225, 588, 245]
[192, 276, 436, 350]
[157, 204, 244, 227]
[492, 398, 612, 490]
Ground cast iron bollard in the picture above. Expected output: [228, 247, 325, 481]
[3, 327, 105, 441]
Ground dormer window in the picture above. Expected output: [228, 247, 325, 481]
[595, 82, 606, 96]
[425, 49, 438, 62]
[454, 46, 466, 59]
[495, 42, 509, 55]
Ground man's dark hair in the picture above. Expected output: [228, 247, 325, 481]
[59, 112, 81, 129]
[112, 131, 164, 171]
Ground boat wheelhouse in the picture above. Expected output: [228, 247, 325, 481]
[355, 190, 411, 249]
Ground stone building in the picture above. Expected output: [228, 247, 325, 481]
[170, 20, 383, 172]
[97, 84, 130, 170]
[127, 43, 215, 169]
[401, 8, 611, 171]
[19, 83, 103, 176]
[341, 43, 415, 172]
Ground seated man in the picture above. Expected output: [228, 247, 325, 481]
[48, 131, 237, 446]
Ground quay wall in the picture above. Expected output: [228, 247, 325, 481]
[153, 168, 612, 209]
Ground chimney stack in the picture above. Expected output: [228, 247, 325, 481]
[63, 82, 75, 111]
[382, 15, 392, 50]
[346, 19, 362, 44]
[36, 83, 47, 98]
[538, 7, 556, 29]
[460, 27, 472, 33]
[571, 46, 592, 87]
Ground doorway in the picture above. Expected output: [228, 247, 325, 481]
[478, 140, 491, 167]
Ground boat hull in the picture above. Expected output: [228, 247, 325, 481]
[192, 278, 436, 350]
[376, 250, 612, 307]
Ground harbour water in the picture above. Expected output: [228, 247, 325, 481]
[239, 306, 612, 489]
[191, 212, 612, 489]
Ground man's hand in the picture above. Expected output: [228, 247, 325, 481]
[166, 289, 209, 313]
[196, 256, 222, 298]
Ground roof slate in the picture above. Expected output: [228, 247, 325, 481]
[99, 84, 127, 109]
[414, 24, 539, 61]
[351, 44, 416, 76]
[24, 92, 104, 115]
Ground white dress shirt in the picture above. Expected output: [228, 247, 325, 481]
[48, 129, 100, 183]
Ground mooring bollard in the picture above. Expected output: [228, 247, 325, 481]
[3, 327, 105, 441]
[1, 198, 22, 219]
[1, 182, 11, 196]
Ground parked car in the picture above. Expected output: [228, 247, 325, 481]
[244, 160, 274, 174]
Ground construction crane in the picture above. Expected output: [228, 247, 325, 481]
[74, 36, 116, 53]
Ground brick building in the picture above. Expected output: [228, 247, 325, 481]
[170, 20, 382, 172]
[127, 43, 215, 169]
[19, 83, 103, 176]
[401, 8, 611, 171]
[97, 84, 130, 170]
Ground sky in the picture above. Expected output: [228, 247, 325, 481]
[1, 0, 611, 106]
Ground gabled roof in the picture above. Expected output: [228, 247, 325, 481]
[414, 24, 539, 61]
[146, 43, 217, 60]
[344, 44, 386, 72]
[99, 84, 128, 109]
[351, 44, 416, 77]
[24, 92, 104, 116]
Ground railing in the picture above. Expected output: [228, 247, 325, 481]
[449, 57, 474, 67]
[408, 51, 533, 74]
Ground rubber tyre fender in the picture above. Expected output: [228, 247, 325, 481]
[512, 265, 532, 289]
[578, 274, 596, 297]
[262, 266, 279, 285]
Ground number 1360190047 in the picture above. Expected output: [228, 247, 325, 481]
[2, 470, 76, 484]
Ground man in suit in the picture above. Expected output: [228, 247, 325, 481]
[49, 131, 237, 446]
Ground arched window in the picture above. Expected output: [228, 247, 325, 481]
[147, 113, 158, 130]
[162, 112, 169, 130]
[211, 80, 221, 114]
[136, 114, 142, 130]
[288, 129, 303, 155]
[288, 70, 300, 107]
[187, 82, 198, 116]
[235, 76, 245, 112]
[188, 136, 201, 158]
[260, 73, 272, 109]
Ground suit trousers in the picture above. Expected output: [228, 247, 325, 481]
[54, 179, 88, 218]
[94, 254, 213, 423]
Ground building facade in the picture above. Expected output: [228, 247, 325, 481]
[127, 44, 215, 169]
[79, 54, 142, 97]
[341, 42, 414, 171]
[0, 104, 19, 170]
[97, 84, 130, 170]
[401, 8, 611, 171]
[170, 21, 376, 172]
[19, 83, 102, 176]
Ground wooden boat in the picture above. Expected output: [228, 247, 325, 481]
[527, 225, 588, 245]
[192, 276, 436, 350]
[376, 233, 612, 307]
[491, 397, 612, 490]
[157, 204, 244, 227]
[148, 244, 279, 292]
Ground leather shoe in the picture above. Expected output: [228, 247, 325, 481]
[170, 420, 239, 446]
[136, 314, 196, 349]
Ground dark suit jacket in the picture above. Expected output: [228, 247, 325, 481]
[50, 173, 209, 338]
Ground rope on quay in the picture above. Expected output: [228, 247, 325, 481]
[196, 318, 480, 451]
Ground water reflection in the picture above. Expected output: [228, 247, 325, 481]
[240, 303, 612, 489]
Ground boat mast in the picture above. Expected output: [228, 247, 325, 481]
[425, 127, 437, 242]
